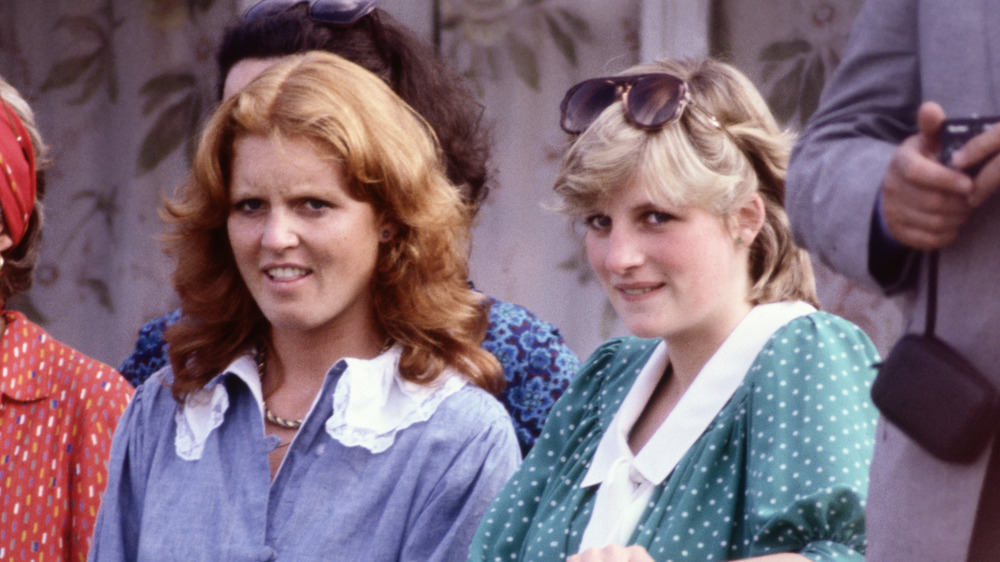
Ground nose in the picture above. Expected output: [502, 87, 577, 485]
[261, 210, 299, 251]
[593, 225, 645, 275]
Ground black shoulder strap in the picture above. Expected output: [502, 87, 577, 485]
[924, 250, 938, 337]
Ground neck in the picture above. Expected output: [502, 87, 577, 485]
[664, 301, 753, 387]
[265, 321, 386, 387]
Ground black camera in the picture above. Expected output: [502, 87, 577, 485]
[938, 115, 1000, 176]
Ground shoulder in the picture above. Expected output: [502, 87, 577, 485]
[13, 314, 133, 404]
[553, 337, 660, 415]
[412, 383, 520, 464]
[481, 294, 578, 360]
[747, 310, 879, 394]
[119, 310, 180, 386]
[138, 309, 181, 338]
[578, 336, 660, 381]
[434, 384, 512, 432]
[120, 368, 182, 433]
[767, 311, 879, 357]
[483, 295, 558, 335]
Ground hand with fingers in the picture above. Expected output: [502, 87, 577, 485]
[881, 102, 976, 251]
[952, 116, 1000, 208]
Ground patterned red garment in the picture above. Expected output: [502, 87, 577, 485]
[0, 310, 133, 561]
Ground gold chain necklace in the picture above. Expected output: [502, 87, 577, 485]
[255, 339, 394, 431]
[255, 346, 304, 430]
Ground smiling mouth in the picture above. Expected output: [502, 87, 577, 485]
[266, 267, 309, 280]
[621, 287, 655, 295]
[615, 282, 664, 297]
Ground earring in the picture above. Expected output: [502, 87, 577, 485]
[381, 229, 391, 240]
[735, 237, 745, 246]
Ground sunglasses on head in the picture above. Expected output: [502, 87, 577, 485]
[241, 0, 400, 86]
[559, 73, 721, 135]
[243, 0, 376, 26]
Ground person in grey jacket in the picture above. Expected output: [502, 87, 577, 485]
[786, 0, 1000, 559]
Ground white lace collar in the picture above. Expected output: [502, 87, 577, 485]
[174, 345, 468, 460]
[325, 345, 468, 453]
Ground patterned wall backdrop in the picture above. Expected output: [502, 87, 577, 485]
[0, 0, 900, 368]
[715, 0, 904, 355]
[0, 0, 238, 366]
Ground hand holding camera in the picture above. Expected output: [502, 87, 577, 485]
[939, 115, 1000, 176]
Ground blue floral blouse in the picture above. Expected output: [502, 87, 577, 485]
[118, 293, 581, 454]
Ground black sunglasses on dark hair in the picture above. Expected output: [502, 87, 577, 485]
[559, 73, 721, 135]
[243, 0, 375, 26]
[241, 0, 400, 87]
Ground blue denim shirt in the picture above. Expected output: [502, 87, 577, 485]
[90, 353, 521, 561]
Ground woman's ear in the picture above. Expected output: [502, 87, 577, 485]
[377, 218, 398, 243]
[734, 193, 765, 246]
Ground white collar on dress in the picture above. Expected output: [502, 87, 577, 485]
[581, 300, 816, 488]
[174, 344, 468, 460]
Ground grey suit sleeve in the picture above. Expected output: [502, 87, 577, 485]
[786, 0, 920, 292]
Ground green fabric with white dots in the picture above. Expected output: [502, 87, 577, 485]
[468, 311, 879, 561]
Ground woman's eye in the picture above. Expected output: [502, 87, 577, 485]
[644, 211, 674, 225]
[584, 214, 611, 230]
[303, 198, 330, 211]
[233, 199, 264, 213]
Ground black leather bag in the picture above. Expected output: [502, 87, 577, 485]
[871, 251, 1000, 464]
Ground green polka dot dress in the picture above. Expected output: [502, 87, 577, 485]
[469, 311, 879, 562]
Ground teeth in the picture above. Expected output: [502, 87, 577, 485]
[622, 287, 653, 295]
[268, 267, 307, 280]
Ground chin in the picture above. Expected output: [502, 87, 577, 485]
[261, 311, 319, 333]
[623, 321, 668, 340]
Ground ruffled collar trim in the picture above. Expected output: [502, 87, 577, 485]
[174, 345, 468, 460]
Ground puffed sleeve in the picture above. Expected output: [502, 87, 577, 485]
[400, 390, 521, 562]
[88, 376, 172, 561]
[742, 312, 879, 560]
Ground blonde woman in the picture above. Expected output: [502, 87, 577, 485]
[470, 58, 879, 561]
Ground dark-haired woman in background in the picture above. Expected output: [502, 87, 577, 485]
[118, 0, 580, 455]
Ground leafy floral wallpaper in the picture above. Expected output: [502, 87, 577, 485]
[0, 0, 236, 364]
[0, 0, 899, 367]
[717, 0, 905, 353]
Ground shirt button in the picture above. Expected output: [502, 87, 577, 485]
[257, 546, 277, 561]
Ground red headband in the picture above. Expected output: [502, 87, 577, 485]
[0, 98, 36, 247]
